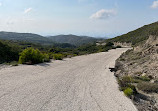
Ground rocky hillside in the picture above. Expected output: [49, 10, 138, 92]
[116, 35, 158, 78]
[115, 35, 158, 111]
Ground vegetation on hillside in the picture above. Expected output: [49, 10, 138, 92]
[0, 32, 54, 45]
[106, 22, 158, 45]
[0, 32, 102, 46]
[0, 40, 19, 63]
[114, 24, 158, 110]
[0, 37, 118, 64]
[48, 34, 101, 46]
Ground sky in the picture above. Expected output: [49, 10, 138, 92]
[0, 0, 158, 38]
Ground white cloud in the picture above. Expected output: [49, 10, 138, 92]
[90, 9, 117, 20]
[0, 2, 2, 6]
[24, 8, 33, 14]
[151, 1, 158, 9]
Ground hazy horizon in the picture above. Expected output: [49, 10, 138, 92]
[0, 0, 158, 38]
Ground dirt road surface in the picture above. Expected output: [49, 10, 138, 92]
[0, 48, 137, 111]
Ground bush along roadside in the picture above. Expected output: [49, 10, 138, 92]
[19, 48, 50, 64]
[117, 75, 158, 95]
[116, 74, 158, 110]
[117, 76, 138, 98]
[3, 42, 122, 65]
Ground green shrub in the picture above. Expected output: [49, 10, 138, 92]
[137, 82, 158, 93]
[118, 76, 137, 94]
[102, 46, 113, 52]
[133, 76, 151, 82]
[106, 42, 114, 47]
[48, 52, 54, 59]
[73, 54, 77, 56]
[53, 54, 63, 60]
[128, 84, 137, 94]
[19, 48, 45, 64]
[119, 76, 134, 86]
[43, 53, 50, 62]
[138, 76, 151, 81]
[123, 88, 133, 97]
[0, 41, 19, 63]
[122, 76, 133, 83]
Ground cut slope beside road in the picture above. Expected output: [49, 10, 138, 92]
[0, 48, 137, 111]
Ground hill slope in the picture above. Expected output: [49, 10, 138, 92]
[0, 32, 54, 45]
[107, 22, 158, 45]
[0, 40, 19, 63]
[114, 22, 158, 110]
[0, 32, 100, 46]
[48, 34, 99, 46]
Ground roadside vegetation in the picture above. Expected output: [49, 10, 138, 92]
[19, 48, 50, 64]
[137, 82, 158, 93]
[118, 74, 158, 98]
[0, 40, 19, 64]
[116, 48, 158, 96]
[0, 38, 121, 65]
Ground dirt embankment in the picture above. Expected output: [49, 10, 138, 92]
[115, 35, 158, 111]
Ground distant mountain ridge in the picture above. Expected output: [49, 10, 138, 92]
[47, 34, 100, 46]
[0, 31, 53, 45]
[0, 32, 101, 46]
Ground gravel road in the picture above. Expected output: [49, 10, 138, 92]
[0, 48, 137, 111]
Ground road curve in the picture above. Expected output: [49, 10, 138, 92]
[0, 48, 137, 111]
